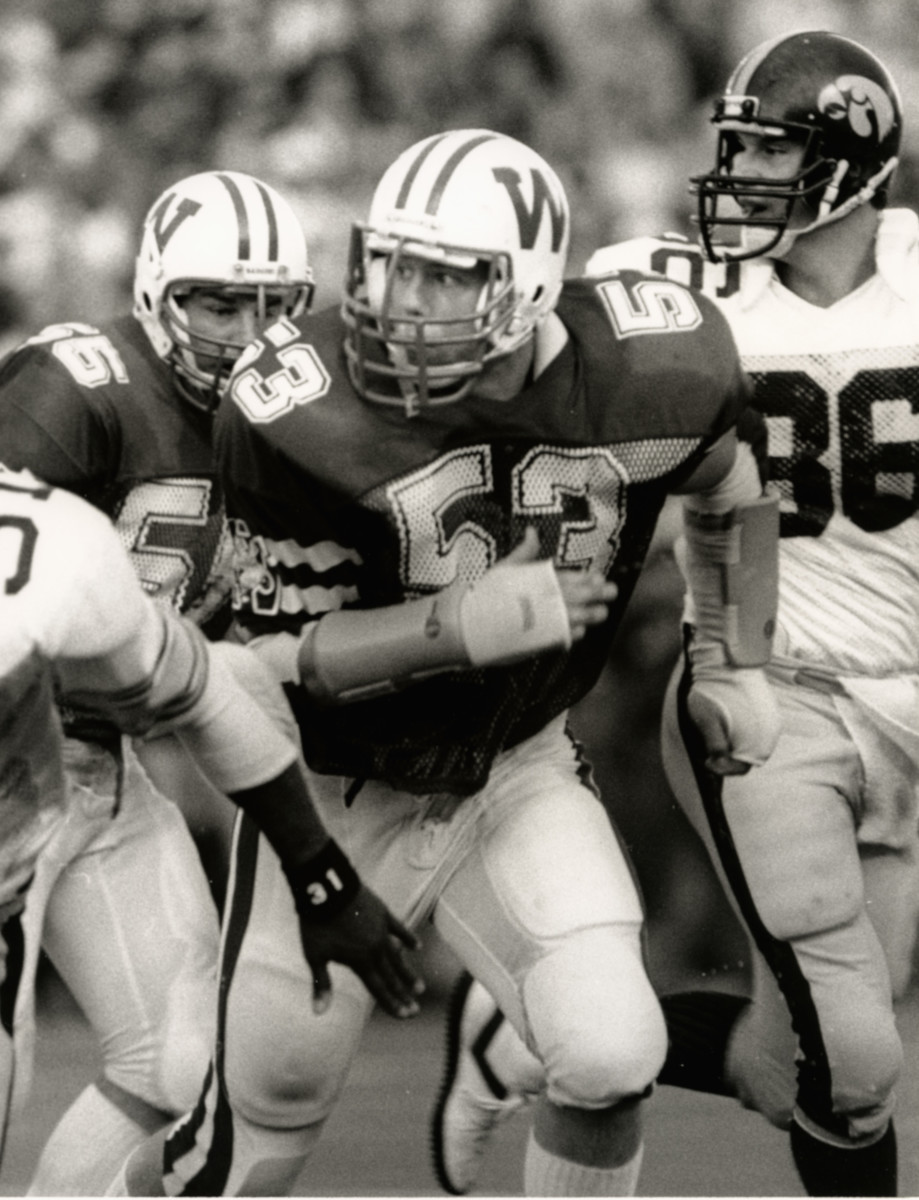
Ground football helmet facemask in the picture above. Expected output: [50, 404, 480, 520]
[691, 30, 902, 262]
[342, 130, 570, 414]
[134, 170, 314, 413]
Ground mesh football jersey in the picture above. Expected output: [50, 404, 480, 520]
[218, 277, 749, 794]
[589, 214, 919, 675]
[0, 316, 231, 628]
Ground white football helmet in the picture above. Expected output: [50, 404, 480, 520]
[342, 130, 570, 412]
[134, 170, 313, 412]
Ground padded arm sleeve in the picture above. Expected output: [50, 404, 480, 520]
[681, 491, 779, 666]
[62, 611, 298, 793]
[679, 440, 779, 667]
[299, 558, 572, 704]
[169, 639, 299, 794]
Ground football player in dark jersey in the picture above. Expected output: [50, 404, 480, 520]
[0, 171, 314, 1194]
[432, 32, 916, 1200]
[112, 129, 780, 1197]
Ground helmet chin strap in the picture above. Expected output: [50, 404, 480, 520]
[760, 156, 899, 261]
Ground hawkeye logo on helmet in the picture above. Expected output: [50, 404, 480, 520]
[149, 193, 202, 254]
[493, 167, 567, 251]
[818, 75, 897, 141]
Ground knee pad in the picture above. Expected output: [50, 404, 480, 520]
[726, 971, 902, 1140]
[524, 926, 667, 1109]
[222, 963, 372, 1128]
[817, 997, 902, 1139]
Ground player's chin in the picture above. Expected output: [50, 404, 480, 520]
[406, 346, 477, 371]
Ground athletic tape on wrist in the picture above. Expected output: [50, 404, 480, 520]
[284, 839, 361, 922]
[459, 558, 571, 666]
[683, 491, 779, 667]
[297, 559, 570, 703]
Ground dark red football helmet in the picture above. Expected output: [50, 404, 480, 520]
[691, 31, 902, 262]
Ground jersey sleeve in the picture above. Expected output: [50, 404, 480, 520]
[215, 387, 363, 641]
[31, 486, 158, 667]
[0, 334, 116, 490]
[35, 486, 299, 789]
[585, 235, 679, 276]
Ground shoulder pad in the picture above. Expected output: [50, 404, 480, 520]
[587, 236, 742, 303]
[586, 235, 689, 277]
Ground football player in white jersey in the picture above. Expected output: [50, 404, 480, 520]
[0, 469, 417, 1182]
[431, 30, 919, 1198]
[0, 171, 315, 1195]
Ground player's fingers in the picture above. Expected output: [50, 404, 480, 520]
[310, 961, 333, 1016]
[567, 594, 616, 641]
[385, 911, 419, 952]
[384, 933, 426, 997]
[557, 570, 616, 606]
[706, 753, 753, 777]
[365, 963, 421, 1019]
[500, 526, 540, 564]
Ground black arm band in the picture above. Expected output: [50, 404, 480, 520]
[283, 839, 361, 923]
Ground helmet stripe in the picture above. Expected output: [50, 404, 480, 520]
[215, 172, 251, 260]
[727, 31, 794, 93]
[254, 180, 280, 261]
[425, 133, 498, 215]
[394, 132, 451, 209]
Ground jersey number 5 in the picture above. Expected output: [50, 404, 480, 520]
[596, 276, 703, 337]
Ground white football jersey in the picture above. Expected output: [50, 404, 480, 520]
[588, 210, 919, 674]
[0, 468, 154, 897]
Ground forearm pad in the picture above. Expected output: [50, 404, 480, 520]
[682, 491, 779, 667]
[298, 559, 571, 704]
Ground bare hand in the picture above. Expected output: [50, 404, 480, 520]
[501, 527, 617, 642]
[299, 885, 424, 1019]
[555, 566, 618, 641]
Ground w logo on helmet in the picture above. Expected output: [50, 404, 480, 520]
[149, 193, 202, 254]
[493, 167, 567, 251]
[819, 75, 897, 142]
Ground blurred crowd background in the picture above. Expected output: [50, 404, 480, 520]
[5, 0, 919, 992]
[4, 0, 919, 344]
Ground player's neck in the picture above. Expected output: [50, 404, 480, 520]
[471, 313, 567, 402]
[774, 207, 880, 308]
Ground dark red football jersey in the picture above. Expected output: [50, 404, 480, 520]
[0, 316, 230, 627]
[218, 272, 751, 794]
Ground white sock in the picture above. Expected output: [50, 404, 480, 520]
[524, 1128, 644, 1196]
[28, 1081, 169, 1196]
